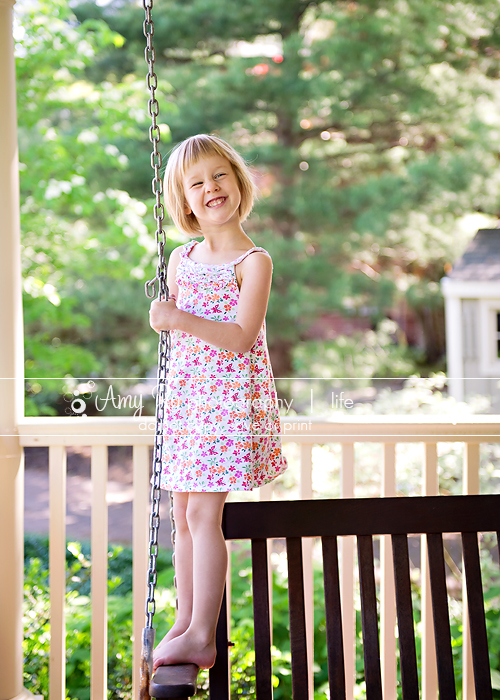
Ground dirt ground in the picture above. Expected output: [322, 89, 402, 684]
[24, 446, 173, 548]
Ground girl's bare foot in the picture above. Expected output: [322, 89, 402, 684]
[156, 619, 190, 647]
[152, 629, 216, 671]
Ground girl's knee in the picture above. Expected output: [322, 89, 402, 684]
[172, 492, 189, 530]
[186, 492, 227, 531]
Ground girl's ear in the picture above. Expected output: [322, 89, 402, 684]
[184, 201, 192, 215]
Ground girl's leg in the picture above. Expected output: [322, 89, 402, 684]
[155, 492, 192, 647]
[152, 491, 228, 670]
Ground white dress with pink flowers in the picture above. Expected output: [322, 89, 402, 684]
[160, 240, 287, 492]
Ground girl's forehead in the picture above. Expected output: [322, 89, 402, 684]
[183, 153, 231, 178]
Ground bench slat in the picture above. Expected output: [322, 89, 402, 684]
[251, 539, 273, 700]
[357, 536, 382, 700]
[222, 495, 500, 540]
[321, 536, 346, 700]
[286, 537, 309, 700]
[392, 534, 419, 700]
[209, 588, 229, 700]
[462, 532, 493, 700]
[427, 533, 456, 700]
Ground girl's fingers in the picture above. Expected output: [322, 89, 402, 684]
[149, 297, 178, 332]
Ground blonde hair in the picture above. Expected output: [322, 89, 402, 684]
[163, 134, 257, 236]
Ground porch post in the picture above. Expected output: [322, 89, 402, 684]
[0, 1, 29, 698]
[441, 279, 464, 401]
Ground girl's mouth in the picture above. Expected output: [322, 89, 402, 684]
[206, 196, 227, 208]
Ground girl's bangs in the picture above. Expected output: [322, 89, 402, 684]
[179, 137, 227, 175]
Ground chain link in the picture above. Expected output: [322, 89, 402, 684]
[146, 328, 172, 629]
[142, 0, 176, 631]
[143, 0, 167, 304]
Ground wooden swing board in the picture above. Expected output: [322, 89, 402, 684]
[150, 663, 199, 698]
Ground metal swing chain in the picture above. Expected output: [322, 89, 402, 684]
[142, 0, 177, 633]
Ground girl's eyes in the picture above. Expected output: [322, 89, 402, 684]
[191, 173, 226, 187]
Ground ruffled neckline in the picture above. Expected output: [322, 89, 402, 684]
[183, 240, 265, 267]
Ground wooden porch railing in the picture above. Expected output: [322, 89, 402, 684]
[18, 415, 500, 700]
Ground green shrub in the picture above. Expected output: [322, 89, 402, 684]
[23, 533, 500, 699]
[23, 537, 174, 699]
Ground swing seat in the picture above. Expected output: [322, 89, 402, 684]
[150, 663, 199, 699]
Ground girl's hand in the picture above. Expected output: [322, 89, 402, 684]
[149, 296, 179, 333]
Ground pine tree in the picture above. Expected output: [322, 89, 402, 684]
[65, 0, 500, 373]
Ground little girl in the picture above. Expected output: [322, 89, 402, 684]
[149, 134, 287, 671]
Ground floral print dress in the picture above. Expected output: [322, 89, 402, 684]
[160, 240, 287, 492]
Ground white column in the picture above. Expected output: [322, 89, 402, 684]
[259, 479, 274, 646]
[132, 445, 150, 700]
[49, 447, 67, 700]
[91, 446, 109, 700]
[340, 443, 355, 700]
[462, 443, 480, 700]
[380, 444, 397, 698]
[0, 1, 29, 698]
[442, 283, 464, 401]
[300, 444, 314, 699]
[421, 444, 439, 700]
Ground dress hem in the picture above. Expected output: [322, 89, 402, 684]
[159, 468, 287, 493]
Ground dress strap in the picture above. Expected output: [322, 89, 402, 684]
[180, 240, 198, 257]
[232, 247, 272, 266]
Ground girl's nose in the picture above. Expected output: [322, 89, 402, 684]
[206, 180, 220, 192]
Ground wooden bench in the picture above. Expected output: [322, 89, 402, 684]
[152, 494, 500, 699]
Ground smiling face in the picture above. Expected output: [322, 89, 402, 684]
[182, 154, 242, 233]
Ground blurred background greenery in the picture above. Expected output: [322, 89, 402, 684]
[16, 0, 500, 415]
[16, 5, 500, 696]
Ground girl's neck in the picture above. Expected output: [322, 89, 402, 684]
[198, 225, 253, 256]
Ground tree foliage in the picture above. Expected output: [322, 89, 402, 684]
[16, 0, 500, 408]
[74, 0, 500, 374]
[15, 0, 176, 413]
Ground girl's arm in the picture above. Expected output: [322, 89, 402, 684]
[149, 251, 273, 354]
[165, 245, 181, 301]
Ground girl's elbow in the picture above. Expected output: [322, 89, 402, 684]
[228, 340, 250, 354]
[228, 336, 254, 354]
[230, 324, 258, 354]
[238, 335, 258, 354]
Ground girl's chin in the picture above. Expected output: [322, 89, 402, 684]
[201, 211, 240, 227]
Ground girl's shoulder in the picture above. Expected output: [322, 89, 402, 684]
[167, 241, 197, 270]
[175, 240, 198, 259]
[233, 246, 273, 269]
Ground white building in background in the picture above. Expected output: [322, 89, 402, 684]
[441, 228, 500, 410]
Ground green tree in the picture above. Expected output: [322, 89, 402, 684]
[75, 0, 500, 374]
[15, 0, 175, 413]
